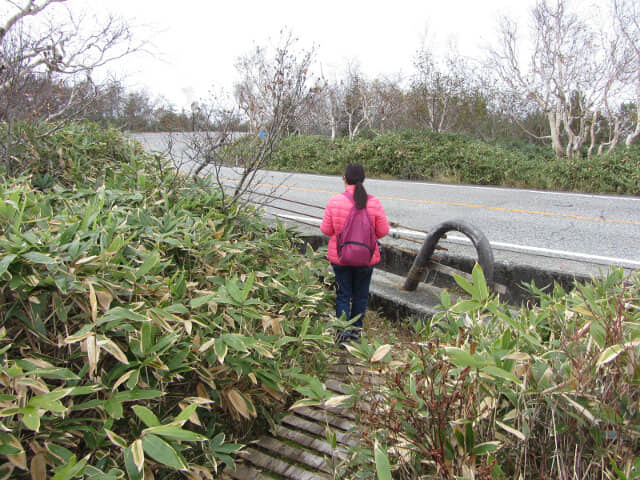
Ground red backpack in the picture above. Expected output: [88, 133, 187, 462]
[336, 192, 377, 266]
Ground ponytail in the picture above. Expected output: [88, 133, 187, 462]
[344, 163, 368, 209]
[353, 182, 367, 209]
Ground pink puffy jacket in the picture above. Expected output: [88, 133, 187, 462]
[320, 184, 390, 266]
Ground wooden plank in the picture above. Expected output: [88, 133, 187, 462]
[292, 406, 356, 432]
[322, 405, 357, 420]
[222, 462, 273, 480]
[328, 364, 364, 375]
[280, 414, 358, 447]
[325, 378, 349, 394]
[271, 424, 348, 459]
[256, 436, 332, 474]
[239, 447, 330, 480]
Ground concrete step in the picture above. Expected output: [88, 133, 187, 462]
[369, 268, 462, 321]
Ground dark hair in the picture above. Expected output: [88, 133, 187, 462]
[344, 163, 367, 209]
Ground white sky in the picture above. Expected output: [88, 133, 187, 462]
[69, 0, 599, 109]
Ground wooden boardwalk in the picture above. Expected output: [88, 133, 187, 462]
[221, 357, 381, 479]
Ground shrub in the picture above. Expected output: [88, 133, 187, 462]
[0, 122, 336, 478]
[332, 266, 640, 479]
[269, 132, 640, 195]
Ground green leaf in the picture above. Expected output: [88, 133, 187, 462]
[28, 398, 66, 413]
[222, 334, 249, 352]
[214, 337, 228, 364]
[0, 254, 17, 277]
[28, 388, 73, 406]
[471, 441, 501, 455]
[481, 366, 521, 385]
[444, 347, 487, 369]
[47, 443, 74, 464]
[451, 299, 482, 314]
[225, 278, 244, 304]
[241, 272, 255, 302]
[173, 404, 198, 425]
[104, 429, 128, 448]
[113, 389, 164, 403]
[374, 441, 392, 480]
[123, 445, 143, 480]
[596, 344, 626, 366]
[22, 407, 40, 431]
[472, 263, 489, 301]
[23, 251, 57, 265]
[99, 307, 148, 325]
[189, 294, 216, 309]
[29, 367, 80, 381]
[104, 398, 123, 419]
[141, 434, 188, 470]
[51, 454, 88, 480]
[142, 425, 207, 442]
[453, 274, 477, 298]
[132, 406, 161, 427]
[135, 251, 160, 280]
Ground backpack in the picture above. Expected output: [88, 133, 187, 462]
[336, 192, 377, 266]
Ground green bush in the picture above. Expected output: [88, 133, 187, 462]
[0, 123, 336, 478]
[270, 132, 640, 195]
[335, 266, 640, 479]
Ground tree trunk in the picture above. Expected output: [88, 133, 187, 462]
[547, 109, 564, 157]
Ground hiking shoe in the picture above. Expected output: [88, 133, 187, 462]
[348, 329, 362, 342]
[335, 332, 351, 347]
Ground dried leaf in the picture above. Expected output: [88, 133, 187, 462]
[97, 336, 129, 364]
[496, 420, 526, 441]
[370, 344, 392, 363]
[6, 434, 26, 470]
[112, 370, 135, 391]
[227, 389, 256, 420]
[198, 338, 216, 352]
[183, 320, 192, 335]
[132, 439, 145, 472]
[15, 378, 49, 395]
[95, 290, 114, 312]
[196, 384, 210, 401]
[324, 395, 351, 408]
[85, 334, 99, 379]
[501, 352, 532, 361]
[561, 394, 597, 424]
[87, 280, 98, 323]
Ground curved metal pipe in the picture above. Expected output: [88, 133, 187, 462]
[402, 219, 494, 291]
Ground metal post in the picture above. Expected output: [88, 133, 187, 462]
[402, 219, 494, 291]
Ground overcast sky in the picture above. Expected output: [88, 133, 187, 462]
[74, 0, 602, 109]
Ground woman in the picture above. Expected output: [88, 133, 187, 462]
[320, 163, 390, 342]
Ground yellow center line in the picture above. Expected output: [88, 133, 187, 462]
[223, 178, 640, 226]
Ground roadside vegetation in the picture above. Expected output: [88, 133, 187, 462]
[0, 121, 339, 478]
[270, 132, 640, 195]
[304, 266, 640, 480]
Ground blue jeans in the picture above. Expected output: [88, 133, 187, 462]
[332, 264, 374, 329]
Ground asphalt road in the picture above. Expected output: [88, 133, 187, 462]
[131, 133, 640, 275]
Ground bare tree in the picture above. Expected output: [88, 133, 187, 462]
[366, 76, 408, 132]
[410, 47, 470, 133]
[489, 0, 636, 158]
[0, 0, 140, 174]
[341, 64, 371, 140]
[185, 30, 317, 212]
[614, 0, 640, 147]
